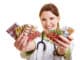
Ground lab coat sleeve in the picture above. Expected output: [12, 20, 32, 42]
[64, 47, 72, 60]
[20, 51, 28, 59]
[20, 50, 35, 59]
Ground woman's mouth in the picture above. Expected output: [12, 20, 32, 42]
[46, 26, 54, 30]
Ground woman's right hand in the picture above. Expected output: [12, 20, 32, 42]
[14, 25, 40, 51]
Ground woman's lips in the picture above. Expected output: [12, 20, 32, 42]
[47, 26, 55, 30]
[45, 26, 52, 29]
[47, 26, 52, 29]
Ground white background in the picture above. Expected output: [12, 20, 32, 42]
[0, 0, 80, 60]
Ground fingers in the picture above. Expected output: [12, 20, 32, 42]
[67, 35, 73, 41]
[14, 36, 28, 51]
[19, 36, 28, 50]
[21, 38, 28, 51]
[14, 32, 28, 51]
[48, 34, 73, 48]
[58, 35, 71, 44]
[53, 38, 69, 48]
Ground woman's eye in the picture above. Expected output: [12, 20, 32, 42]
[42, 18, 46, 21]
[50, 17, 54, 20]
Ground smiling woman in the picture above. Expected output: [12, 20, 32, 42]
[13, 3, 74, 60]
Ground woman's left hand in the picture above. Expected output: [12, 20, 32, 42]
[54, 35, 72, 48]
[49, 34, 72, 55]
[47, 32, 72, 48]
[57, 35, 72, 55]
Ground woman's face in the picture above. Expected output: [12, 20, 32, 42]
[40, 11, 60, 34]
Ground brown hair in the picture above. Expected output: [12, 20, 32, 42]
[39, 3, 59, 17]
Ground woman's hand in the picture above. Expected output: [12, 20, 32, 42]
[53, 35, 72, 48]
[14, 25, 40, 51]
[47, 31, 72, 48]
[47, 33, 73, 55]
[55, 35, 72, 55]
[14, 33, 36, 51]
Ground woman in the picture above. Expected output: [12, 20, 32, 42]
[14, 3, 73, 60]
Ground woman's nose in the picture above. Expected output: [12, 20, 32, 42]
[46, 20, 51, 26]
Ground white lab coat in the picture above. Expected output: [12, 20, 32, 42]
[25, 37, 64, 60]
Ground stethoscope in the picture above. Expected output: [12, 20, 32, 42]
[36, 32, 46, 60]
[36, 31, 63, 60]
[36, 32, 46, 51]
[36, 32, 57, 60]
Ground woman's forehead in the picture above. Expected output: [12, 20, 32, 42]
[40, 11, 58, 18]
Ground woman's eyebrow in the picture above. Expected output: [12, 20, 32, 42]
[50, 17, 54, 20]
